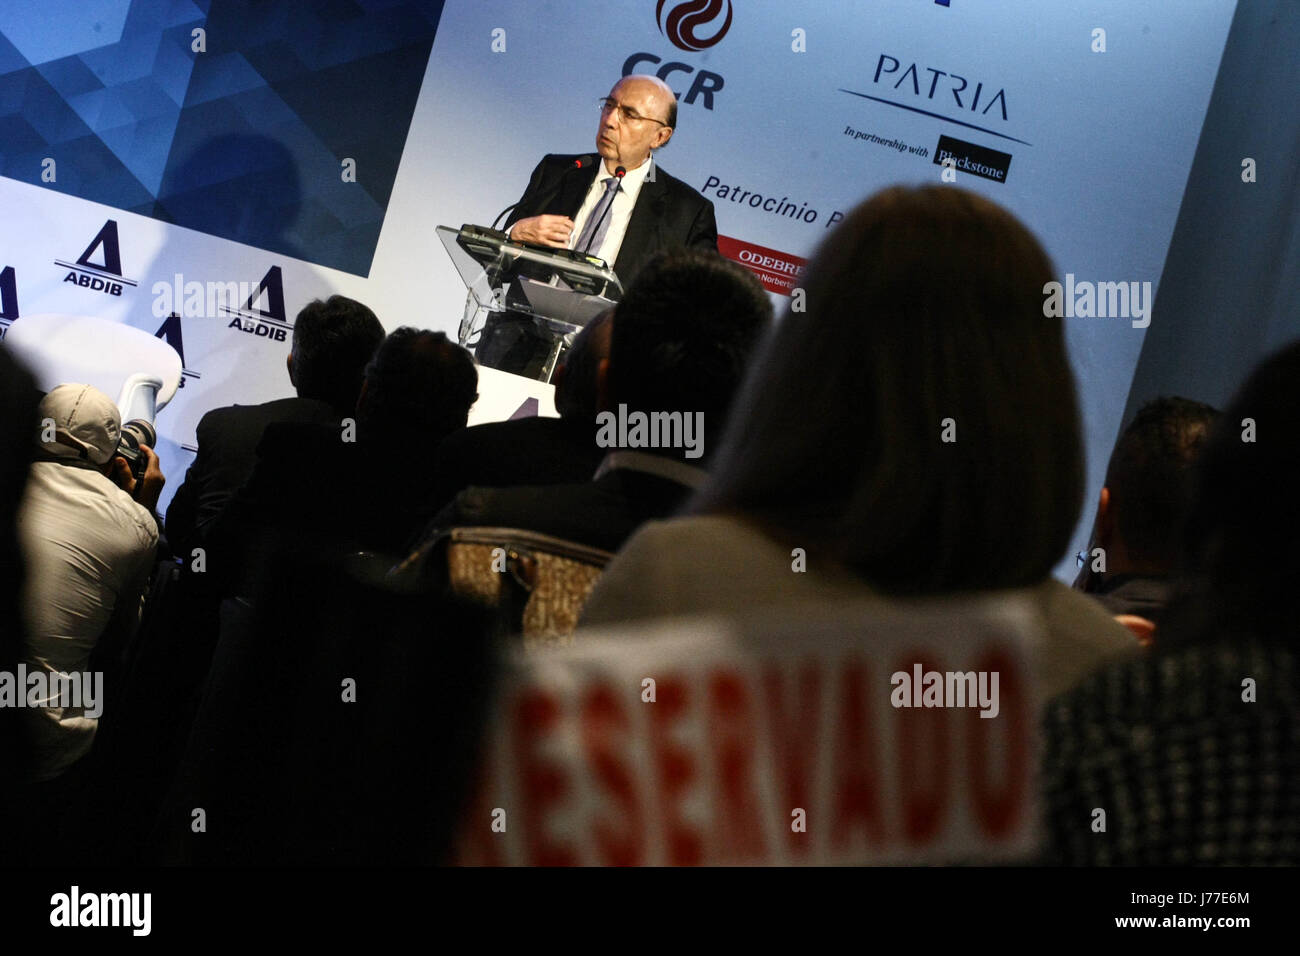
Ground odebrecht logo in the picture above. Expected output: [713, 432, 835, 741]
[656, 0, 732, 52]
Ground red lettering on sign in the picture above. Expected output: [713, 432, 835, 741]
[514, 688, 575, 866]
[581, 684, 644, 865]
[648, 676, 702, 865]
[830, 657, 885, 855]
[452, 751, 503, 867]
[967, 646, 1029, 838]
[896, 652, 950, 844]
[707, 669, 765, 863]
[763, 661, 821, 858]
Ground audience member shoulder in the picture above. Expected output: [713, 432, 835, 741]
[580, 513, 866, 628]
[1031, 576, 1141, 699]
[255, 418, 343, 456]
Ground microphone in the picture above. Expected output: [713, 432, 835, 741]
[493, 155, 598, 233]
[579, 165, 625, 255]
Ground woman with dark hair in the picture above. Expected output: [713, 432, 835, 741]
[1042, 340, 1300, 864]
[582, 184, 1135, 698]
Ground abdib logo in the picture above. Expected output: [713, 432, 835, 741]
[223, 265, 291, 342]
[656, 0, 732, 52]
[54, 220, 138, 297]
[0, 265, 18, 334]
[154, 312, 201, 389]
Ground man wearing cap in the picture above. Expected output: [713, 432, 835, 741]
[16, 383, 165, 783]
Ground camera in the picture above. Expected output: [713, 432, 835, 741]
[116, 419, 157, 482]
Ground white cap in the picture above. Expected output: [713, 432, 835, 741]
[35, 383, 121, 465]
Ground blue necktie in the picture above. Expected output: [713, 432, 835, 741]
[575, 175, 621, 255]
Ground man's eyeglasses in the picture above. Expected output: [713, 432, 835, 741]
[598, 97, 669, 127]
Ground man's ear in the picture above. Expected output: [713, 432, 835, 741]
[595, 357, 611, 413]
[1114, 614, 1156, 648]
[354, 378, 369, 418]
[286, 352, 297, 389]
[654, 127, 673, 150]
[1097, 486, 1111, 528]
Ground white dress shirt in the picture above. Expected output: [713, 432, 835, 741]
[569, 157, 654, 268]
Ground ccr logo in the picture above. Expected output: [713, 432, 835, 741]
[624, 0, 730, 111]
[656, 0, 732, 52]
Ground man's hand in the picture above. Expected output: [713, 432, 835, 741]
[111, 445, 166, 512]
[509, 214, 574, 248]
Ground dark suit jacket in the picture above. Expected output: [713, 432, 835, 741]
[1090, 574, 1171, 623]
[165, 396, 339, 554]
[206, 422, 443, 599]
[430, 467, 695, 555]
[504, 153, 718, 287]
[426, 416, 605, 520]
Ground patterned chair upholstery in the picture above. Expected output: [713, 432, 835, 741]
[398, 527, 613, 649]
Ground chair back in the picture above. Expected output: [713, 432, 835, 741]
[441, 527, 613, 648]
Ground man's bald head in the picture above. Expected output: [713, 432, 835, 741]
[597, 76, 676, 172]
[613, 75, 677, 128]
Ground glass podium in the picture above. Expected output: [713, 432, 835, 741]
[437, 224, 623, 382]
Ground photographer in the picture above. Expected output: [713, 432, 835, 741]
[16, 383, 163, 786]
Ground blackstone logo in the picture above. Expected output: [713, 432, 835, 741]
[595, 404, 704, 459]
[933, 134, 1012, 184]
[656, 0, 732, 52]
[54, 219, 138, 297]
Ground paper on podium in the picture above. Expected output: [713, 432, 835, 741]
[513, 276, 615, 332]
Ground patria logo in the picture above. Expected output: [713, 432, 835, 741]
[54, 220, 138, 297]
[840, 54, 1030, 148]
[656, 0, 732, 52]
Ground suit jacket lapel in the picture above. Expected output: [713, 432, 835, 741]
[614, 166, 666, 283]
[549, 163, 599, 218]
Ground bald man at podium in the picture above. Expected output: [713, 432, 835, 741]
[478, 75, 718, 378]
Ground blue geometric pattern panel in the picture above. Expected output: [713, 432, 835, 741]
[0, 0, 445, 276]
